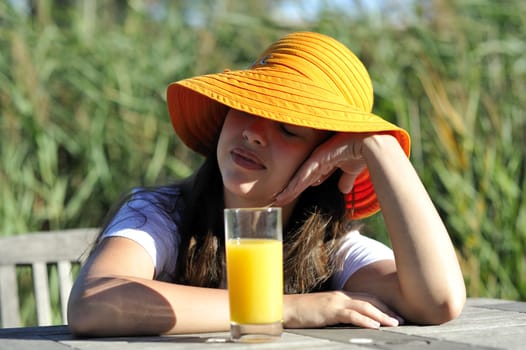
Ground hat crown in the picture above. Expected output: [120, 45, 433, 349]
[251, 32, 374, 113]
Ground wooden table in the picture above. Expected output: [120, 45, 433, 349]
[1, 298, 525, 349]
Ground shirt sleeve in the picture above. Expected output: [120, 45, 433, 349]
[99, 187, 182, 281]
[331, 230, 395, 290]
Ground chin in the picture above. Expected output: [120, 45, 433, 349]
[225, 188, 273, 208]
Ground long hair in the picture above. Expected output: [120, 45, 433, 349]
[175, 157, 225, 287]
[175, 155, 352, 293]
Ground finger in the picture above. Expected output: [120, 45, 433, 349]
[311, 171, 334, 187]
[340, 309, 381, 329]
[343, 300, 400, 328]
[347, 293, 405, 325]
[273, 174, 310, 206]
[337, 172, 358, 194]
[273, 160, 326, 205]
[337, 157, 366, 194]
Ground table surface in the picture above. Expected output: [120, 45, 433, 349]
[1, 298, 525, 350]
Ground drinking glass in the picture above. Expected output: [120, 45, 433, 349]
[224, 207, 283, 342]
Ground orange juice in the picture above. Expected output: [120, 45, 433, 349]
[226, 238, 283, 324]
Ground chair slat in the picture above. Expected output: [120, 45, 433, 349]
[33, 262, 52, 326]
[57, 261, 73, 324]
[0, 265, 21, 327]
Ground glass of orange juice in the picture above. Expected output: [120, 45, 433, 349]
[224, 207, 283, 342]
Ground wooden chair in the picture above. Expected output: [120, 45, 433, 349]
[0, 228, 99, 328]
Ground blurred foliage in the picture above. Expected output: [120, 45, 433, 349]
[0, 0, 524, 325]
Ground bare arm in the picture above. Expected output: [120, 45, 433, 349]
[67, 237, 230, 336]
[275, 133, 465, 325]
[353, 134, 465, 324]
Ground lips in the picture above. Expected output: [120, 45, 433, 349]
[230, 148, 266, 170]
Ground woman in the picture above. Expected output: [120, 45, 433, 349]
[67, 31, 465, 336]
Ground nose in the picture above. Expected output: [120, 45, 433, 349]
[242, 118, 268, 146]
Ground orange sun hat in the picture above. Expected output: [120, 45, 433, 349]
[166, 31, 410, 220]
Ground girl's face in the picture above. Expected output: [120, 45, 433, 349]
[217, 109, 330, 209]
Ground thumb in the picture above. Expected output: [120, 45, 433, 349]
[337, 162, 366, 194]
[338, 172, 358, 194]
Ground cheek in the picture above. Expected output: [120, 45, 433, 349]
[216, 119, 237, 159]
[273, 146, 310, 178]
[216, 132, 226, 164]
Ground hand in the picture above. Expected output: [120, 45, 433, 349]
[283, 291, 403, 329]
[274, 133, 370, 206]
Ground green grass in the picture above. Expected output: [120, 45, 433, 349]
[1, 0, 524, 325]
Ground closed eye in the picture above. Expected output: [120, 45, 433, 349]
[279, 123, 298, 137]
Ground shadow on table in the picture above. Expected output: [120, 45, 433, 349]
[0, 325, 231, 344]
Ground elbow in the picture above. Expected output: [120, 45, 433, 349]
[428, 293, 466, 325]
[419, 285, 466, 325]
[67, 277, 176, 337]
[67, 294, 102, 337]
[67, 282, 116, 337]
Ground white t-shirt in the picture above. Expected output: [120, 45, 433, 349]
[101, 186, 394, 289]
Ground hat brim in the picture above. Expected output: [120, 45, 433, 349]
[167, 68, 411, 219]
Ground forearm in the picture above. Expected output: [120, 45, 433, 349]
[68, 275, 230, 336]
[362, 135, 465, 322]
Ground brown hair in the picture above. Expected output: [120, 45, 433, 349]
[175, 155, 351, 294]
